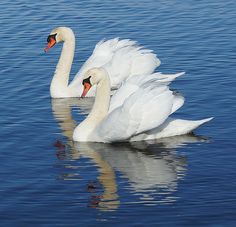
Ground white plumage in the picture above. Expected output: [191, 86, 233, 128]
[73, 68, 212, 142]
[45, 27, 160, 98]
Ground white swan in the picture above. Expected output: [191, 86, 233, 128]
[44, 27, 160, 98]
[73, 67, 213, 142]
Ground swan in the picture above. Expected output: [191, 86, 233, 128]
[44, 27, 160, 98]
[72, 67, 213, 142]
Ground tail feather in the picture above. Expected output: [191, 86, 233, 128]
[130, 117, 213, 141]
[181, 117, 213, 134]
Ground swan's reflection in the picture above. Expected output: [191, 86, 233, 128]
[51, 98, 209, 210]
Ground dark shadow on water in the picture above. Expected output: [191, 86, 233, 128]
[51, 98, 211, 211]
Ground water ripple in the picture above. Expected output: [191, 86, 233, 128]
[0, 0, 236, 226]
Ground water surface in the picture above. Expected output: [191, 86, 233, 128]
[0, 0, 236, 226]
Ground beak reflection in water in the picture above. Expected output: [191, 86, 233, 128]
[51, 98, 210, 211]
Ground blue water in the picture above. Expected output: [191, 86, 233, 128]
[0, 0, 236, 226]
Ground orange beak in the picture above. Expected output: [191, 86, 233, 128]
[82, 82, 92, 97]
[44, 37, 56, 52]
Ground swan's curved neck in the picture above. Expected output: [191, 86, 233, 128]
[89, 76, 111, 121]
[50, 34, 75, 97]
[73, 71, 111, 141]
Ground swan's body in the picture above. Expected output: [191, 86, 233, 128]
[45, 27, 160, 98]
[73, 68, 212, 142]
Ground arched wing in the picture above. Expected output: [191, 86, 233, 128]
[93, 83, 174, 143]
[69, 38, 160, 90]
[109, 72, 185, 113]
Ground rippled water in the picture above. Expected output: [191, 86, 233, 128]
[0, 0, 236, 226]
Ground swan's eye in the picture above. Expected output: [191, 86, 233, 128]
[82, 76, 91, 85]
[47, 33, 57, 43]
[44, 33, 58, 52]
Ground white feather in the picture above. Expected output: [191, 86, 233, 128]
[48, 27, 161, 98]
[69, 38, 160, 96]
[72, 67, 212, 143]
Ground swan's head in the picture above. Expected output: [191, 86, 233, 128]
[44, 27, 74, 52]
[81, 67, 108, 97]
